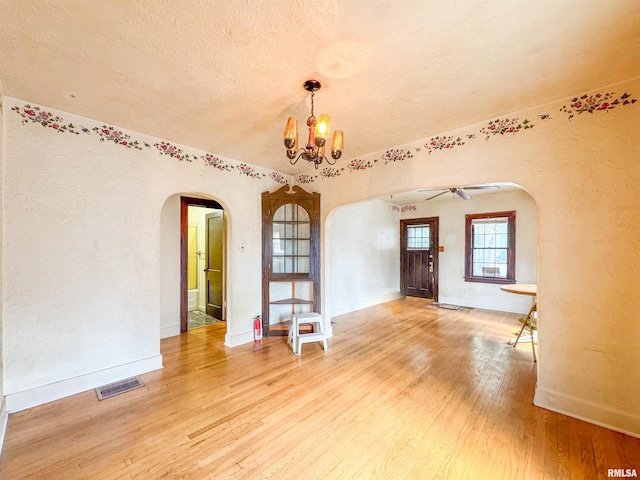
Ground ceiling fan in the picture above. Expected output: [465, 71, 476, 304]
[419, 185, 500, 201]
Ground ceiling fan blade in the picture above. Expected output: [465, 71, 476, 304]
[425, 191, 449, 201]
[417, 188, 447, 192]
[456, 190, 472, 200]
[462, 185, 500, 190]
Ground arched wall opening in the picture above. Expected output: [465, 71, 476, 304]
[160, 192, 230, 340]
[323, 181, 539, 351]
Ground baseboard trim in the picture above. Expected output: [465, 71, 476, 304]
[534, 385, 640, 439]
[5, 355, 164, 413]
[330, 292, 404, 317]
[225, 330, 254, 347]
[160, 324, 180, 339]
[224, 319, 334, 348]
[0, 398, 8, 455]
[438, 295, 530, 315]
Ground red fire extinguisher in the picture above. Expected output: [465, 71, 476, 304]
[254, 315, 263, 341]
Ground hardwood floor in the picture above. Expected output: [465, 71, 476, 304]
[1, 297, 639, 479]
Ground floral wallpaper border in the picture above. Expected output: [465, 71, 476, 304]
[391, 205, 417, 213]
[294, 90, 636, 185]
[10, 90, 636, 187]
[11, 104, 286, 184]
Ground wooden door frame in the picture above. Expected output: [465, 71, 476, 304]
[180, 196, 224, 333]
[400, 217, 439, 302]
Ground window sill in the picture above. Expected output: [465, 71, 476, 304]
[464, 276, 515, 285]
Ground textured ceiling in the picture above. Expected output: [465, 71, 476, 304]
[2, 0, 640, 175]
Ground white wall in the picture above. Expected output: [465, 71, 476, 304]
[160, 195, 181, 339]
[401, 188, 537, 314]
[327, 199, 402, 318]
[3, 97, 287, 411]
[310, 78, 640, 437]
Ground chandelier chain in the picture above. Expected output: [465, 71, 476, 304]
[310, 91, 315, 118]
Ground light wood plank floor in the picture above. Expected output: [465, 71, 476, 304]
[1, 297, 639, 479]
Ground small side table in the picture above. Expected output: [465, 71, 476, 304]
[500, 284, 538, 361]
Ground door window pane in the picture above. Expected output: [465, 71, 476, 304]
[407, 225, 430, 250]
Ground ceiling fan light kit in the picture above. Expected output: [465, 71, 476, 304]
[284, 79, 344, 169]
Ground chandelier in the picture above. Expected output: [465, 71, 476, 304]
[283, 79, 344, 168]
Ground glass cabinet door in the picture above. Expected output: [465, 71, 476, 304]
[272, 203, 311, 274]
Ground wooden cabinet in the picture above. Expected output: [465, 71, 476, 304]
[262, 185, 320, 336]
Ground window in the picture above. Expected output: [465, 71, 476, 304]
[407, 225, 430, 249]
[465, 211, 515, 284]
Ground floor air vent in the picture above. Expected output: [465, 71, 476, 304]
[95, 376, 144, 400]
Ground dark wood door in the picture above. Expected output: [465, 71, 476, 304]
[205, 211, 223, 319]
[401, 218, 439, 300]
[403, 251, 432, 298]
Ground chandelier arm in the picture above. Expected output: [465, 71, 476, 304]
[289, 148, 305, 165]
[323, 152, 336, 166]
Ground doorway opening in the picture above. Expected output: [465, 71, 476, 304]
[180, 196, 225, 333]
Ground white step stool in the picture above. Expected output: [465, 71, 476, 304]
[288, 312, 328, 355]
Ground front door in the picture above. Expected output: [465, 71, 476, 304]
[205, 211, 224, 319]
[401, 218, 439, 300]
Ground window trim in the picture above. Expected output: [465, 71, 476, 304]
[464, 210, 516, 284]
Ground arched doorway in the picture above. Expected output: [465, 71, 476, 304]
[180, 196, 225, 333]
[325, 183, 538, 321]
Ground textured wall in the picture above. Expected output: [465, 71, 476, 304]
[327, 199, 401, 317]
[3, 98, 284, 399]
